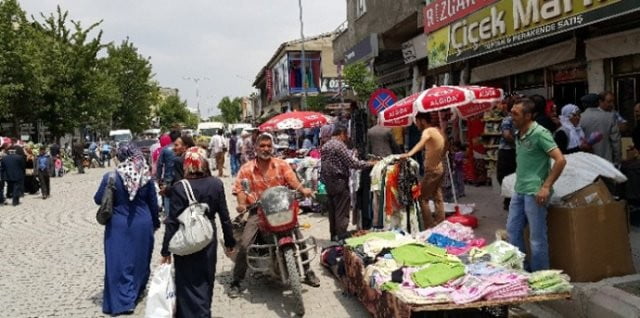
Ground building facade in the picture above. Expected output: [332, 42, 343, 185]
[253, 32, 342, 121]
[421, 0, 640, 134]
[333, 0, 426, 97]
[334, 0, 640, 135]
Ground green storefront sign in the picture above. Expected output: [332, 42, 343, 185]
[427, 0, 640, 69]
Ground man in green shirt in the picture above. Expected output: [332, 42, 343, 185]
[508, 98, 566, 271]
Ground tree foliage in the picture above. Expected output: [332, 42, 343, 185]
[104, 40, 158, 134]
[158, 95, 198, 131]
[0, 0, 160, 141]
[343, 62, 378, 107]
[307, 95, 327, 112]
[217, 96, 242, 124]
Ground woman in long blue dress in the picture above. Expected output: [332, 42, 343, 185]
[94, 143, 160, 316]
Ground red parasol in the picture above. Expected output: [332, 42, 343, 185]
[378, 85, 504, 126]
[259, 111, 332, 132]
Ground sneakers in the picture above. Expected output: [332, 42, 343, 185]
[228, 281, 242, 298]
[303, 271, 321, 288]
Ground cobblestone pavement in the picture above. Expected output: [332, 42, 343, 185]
[0, 167, 370, 318]
[0, 164, 525, 318]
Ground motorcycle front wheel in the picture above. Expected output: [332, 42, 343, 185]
[283, 247, 305, 316]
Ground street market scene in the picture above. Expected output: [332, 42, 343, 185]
[1, 0, 640, 317]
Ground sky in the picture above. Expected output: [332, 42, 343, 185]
[20, 0, 347, 118]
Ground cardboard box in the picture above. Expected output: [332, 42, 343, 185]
[547, 200, 635, 282]
[561, 179, 613, 208]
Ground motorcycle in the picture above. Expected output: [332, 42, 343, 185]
[82, 149, 100, 168]
[238, 180, 317, 316]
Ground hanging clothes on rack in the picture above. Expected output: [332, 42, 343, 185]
[370, 155, 423, 233]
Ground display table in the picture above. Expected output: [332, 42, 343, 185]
[342, 248, 571, 318]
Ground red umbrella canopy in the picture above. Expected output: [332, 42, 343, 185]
[378, 92, 421, 122]
[259, 111, 331, 132]
[379, 116, 413, 128]
[463, 85, 504, 104]
[378, 85, 504, 127]
[414, 86, 476, 113]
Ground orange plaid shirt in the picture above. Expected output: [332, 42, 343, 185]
[233, 158, 301, 204]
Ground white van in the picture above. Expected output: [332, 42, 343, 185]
[109, 129, 133, 144]
[197, 122, 225, 137]
[229, 123, 253, 135]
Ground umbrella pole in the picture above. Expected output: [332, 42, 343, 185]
[438, 110, 458, 206]
[446, 150, 458, 205]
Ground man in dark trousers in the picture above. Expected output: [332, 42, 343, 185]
[321, 126, 376, 240]
[72, 139, 85, 174]
[49, 142, 61, 177]
[3, 147, 26, 206]
[36, 146, 52, 199]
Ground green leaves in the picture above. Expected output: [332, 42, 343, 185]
[217, 96, 242, 124]
[343, 62, 378, 107]
[0, 1, 159, 140]
[158, 95, 198, 131]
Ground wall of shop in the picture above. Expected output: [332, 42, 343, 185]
[333, 0, 422, 63]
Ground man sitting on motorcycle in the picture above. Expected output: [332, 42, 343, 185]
[229, 133, 320, 298]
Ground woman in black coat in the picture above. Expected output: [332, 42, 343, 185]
[161, 147, 236, 318]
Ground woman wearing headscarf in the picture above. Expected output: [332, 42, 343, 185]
[93, 143, 160, 316]
[160, 147, 236, 318]
[554, 104, 591, 154]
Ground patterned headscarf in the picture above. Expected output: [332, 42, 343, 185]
[115, 142, 151, 201]
[183, 146, 210, 177]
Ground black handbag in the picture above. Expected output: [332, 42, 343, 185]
[96, 172, 116, 225]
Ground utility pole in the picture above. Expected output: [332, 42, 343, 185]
[183, 76, 210, 118]
[298, 0, 308, 110]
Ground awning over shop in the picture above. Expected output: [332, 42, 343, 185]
[470, 39, 576, 84]
[585, 28, 640, 61]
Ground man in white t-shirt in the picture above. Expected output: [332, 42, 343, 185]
[208, 129, 227, 177]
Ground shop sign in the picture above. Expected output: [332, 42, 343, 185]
[343, 33, 379, 65]
[427, 0, 640, 70]
[423, 0, 498, 33]
[272, 55, 289, 99]
[402, 34, 428, 64]
[320, 77, 349, 92]
[266, 69, 273, 101]
[553, 66, 587, 83]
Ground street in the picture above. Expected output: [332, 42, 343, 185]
[0, 164, 515, 318]
[0, 167, 373, 318]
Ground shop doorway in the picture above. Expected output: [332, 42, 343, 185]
[553, 82, 587, 110]
[615, 76, 639, 136]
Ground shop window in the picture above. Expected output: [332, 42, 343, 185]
[287, 52, 322, 94]
[356, 0, 367, 18]
[514, 69, 544, 90]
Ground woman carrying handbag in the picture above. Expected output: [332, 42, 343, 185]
[160, 147, 236, 318]
[94, 143, 160, 316]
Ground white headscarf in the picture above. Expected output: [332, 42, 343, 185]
[559, 104, 585, 149]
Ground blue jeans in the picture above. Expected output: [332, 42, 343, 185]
[230, 154, 240, 176]
[507, 193, 549, 271]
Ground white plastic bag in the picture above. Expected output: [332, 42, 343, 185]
[144, 263, 176, 318]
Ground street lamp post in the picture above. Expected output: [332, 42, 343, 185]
[183, 76, 210, 118]
[298, 0, 308, 110]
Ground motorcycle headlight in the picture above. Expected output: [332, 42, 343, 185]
[265, 209, 295, 227]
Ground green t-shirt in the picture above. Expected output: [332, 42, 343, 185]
[515, 122, 558, 195]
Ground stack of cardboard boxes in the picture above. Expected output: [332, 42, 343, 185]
[547, 179, 635, 282]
